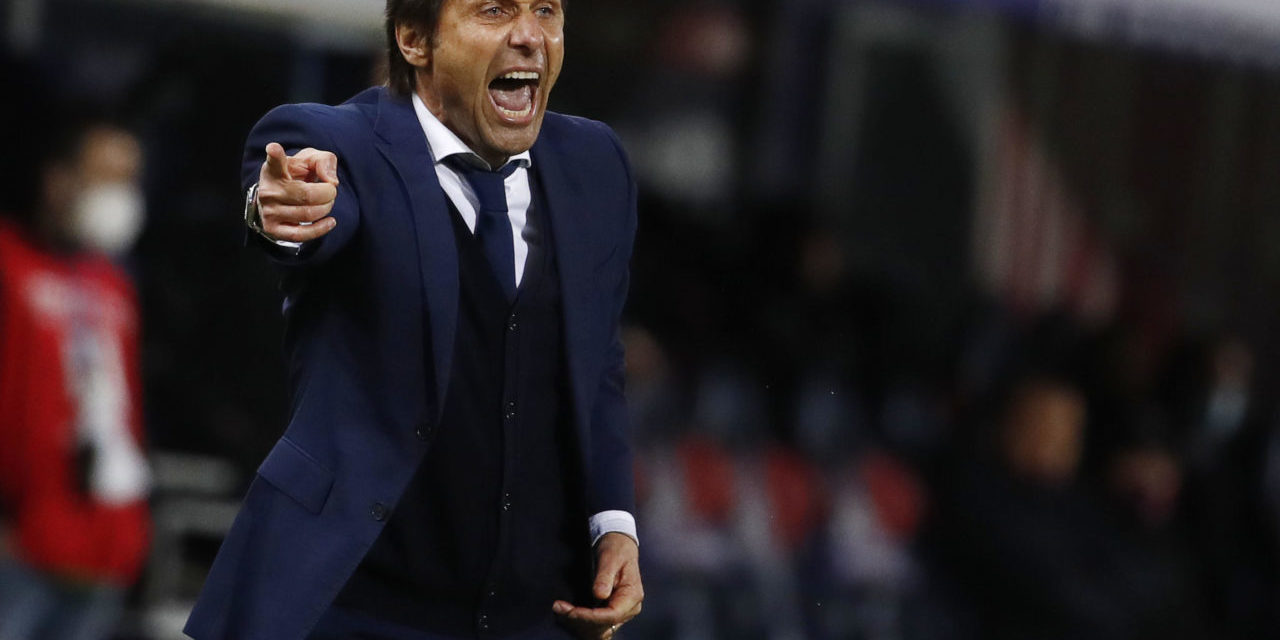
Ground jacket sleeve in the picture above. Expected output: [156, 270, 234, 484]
[241, 103, 361, 267]
[585, 125, 639, 516]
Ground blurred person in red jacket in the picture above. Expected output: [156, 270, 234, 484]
[0, 103, 152, 639]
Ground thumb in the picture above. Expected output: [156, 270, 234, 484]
[263, 143, 291, 181]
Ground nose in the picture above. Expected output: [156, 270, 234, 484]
[508, 10, 545, 52]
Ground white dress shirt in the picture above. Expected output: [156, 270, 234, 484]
[259, 94, 637, 547]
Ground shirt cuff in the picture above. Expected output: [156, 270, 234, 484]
[589, 510, 638, 548]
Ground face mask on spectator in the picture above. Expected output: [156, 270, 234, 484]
[70, 182, 145, 256]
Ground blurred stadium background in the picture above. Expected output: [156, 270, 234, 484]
[6, 0, 1280, 638]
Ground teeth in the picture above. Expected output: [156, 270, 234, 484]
[496, 103, 535, 118]
[499, 71, 540, 81]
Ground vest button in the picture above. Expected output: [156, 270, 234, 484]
[507, 313, 519, 332]
[478, 614, 490, 631]
[415, 421, 434, 441]
[370, 502, 388, 521]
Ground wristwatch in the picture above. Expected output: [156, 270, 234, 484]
[244, 182, 305, 252]
[244, 182, 268, 237]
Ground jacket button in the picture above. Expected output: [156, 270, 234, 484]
[371, 502, 388, 521]
[478, 614, 490, 631]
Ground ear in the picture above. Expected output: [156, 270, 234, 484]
[396, 22, 432, 69]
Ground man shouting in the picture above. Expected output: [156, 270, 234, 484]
[185, 1, 642, 639]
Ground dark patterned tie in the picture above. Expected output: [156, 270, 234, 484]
[448, 157, 520, 301]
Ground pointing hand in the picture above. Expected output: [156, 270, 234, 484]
[255, 142, 340, 243]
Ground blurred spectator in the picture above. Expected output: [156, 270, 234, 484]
[1107, 442, 1182, 531]
[0, 88, 151, 639]
[925, 375, 1203, 640]
[761, 227, 885, 451]
[1159, 333, 1276, 637]
[1102, 440, 1210, 638]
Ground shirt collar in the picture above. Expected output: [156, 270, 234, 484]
[412, 92, 532, 171]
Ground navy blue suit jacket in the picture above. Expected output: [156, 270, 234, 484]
[185, 87, 637, 640]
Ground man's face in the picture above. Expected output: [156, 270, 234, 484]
[414, 0, 565, 166]
[1003, 385, 1086, 486]
[43, 127, 142, 236]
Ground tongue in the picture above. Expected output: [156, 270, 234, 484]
[491, 84, 533, 113]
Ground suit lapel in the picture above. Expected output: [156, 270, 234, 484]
[373, 89, 458, 422]
[532, 138, 597, 447]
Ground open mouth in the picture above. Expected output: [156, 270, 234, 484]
[488, 71, 540, 121]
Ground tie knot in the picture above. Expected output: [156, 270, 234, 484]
[447, 156, 519, 214]
[444, 155, 521, 301]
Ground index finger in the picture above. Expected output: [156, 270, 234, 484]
[263, 143, 291, 181]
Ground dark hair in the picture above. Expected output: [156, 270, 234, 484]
[385, 0, 445, 96]
[0, 56, 56, 218]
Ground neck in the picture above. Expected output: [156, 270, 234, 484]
[413, 86, 510, 170]
[32, 215, 82, 255]
[478, 152, 511, 171]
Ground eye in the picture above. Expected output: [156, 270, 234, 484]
[480, 4, 503, 16]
